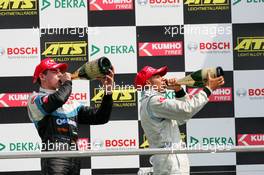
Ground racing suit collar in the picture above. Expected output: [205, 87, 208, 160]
[39, 87, 56, 94]
[141, 89, 164, 100]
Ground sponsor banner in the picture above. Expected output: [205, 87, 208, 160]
[184, 24, 233, 71]
[135, 0, 183, 26]
[89, 0, 133, 11]
[88, 27, 137, 74]
[0, 0, 39, 28]
[0, 29, 40, 77]
[0, 80, 88, 108]
[234, 70, 264, 117]
[90, 121, 139, 169]
[0, 93, 31, 107]
[40, 28, 88, 72]
[233, 23, 264, 70]
[0, 123, 41, 171]
[188, 87, 232, 102]
[184, 0, 231, 24]
[137, 25, 185, 72]
[72, 79, 90, 105]
[187, 118, 236, 166]
[138, 41, 183, 56]
[40, 0, 87, 28]
[232, 0, 264, 24]
[236, 118, 264, 164]
[238, 134, 264, 146]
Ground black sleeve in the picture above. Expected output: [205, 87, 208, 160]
[41, 80, 72, 113]
[175, 88, 186, 98]
[203, 86, 212, 97]
[78, 94, 113, 124]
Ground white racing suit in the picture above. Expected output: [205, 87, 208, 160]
[140, 88, 211, 175]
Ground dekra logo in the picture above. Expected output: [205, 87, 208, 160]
[234, 37, 264, 52]
[189, 136, 234, 146]
[90, 44, 135, 56]
[0, 0, 37, 10]
[0, 143, 5, 151]
[42, 41, 87, 57]
[41, 0, 86, 11]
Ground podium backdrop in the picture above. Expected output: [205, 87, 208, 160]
[0, 0, 264, 174]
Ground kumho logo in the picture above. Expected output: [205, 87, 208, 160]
[42, 41, 87, 57]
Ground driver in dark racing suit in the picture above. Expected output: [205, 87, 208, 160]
[27, 58, 114, 175]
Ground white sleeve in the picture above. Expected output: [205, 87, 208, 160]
[149, 90, 209, 123]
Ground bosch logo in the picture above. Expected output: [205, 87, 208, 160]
[7, 47, 38, 55]
[105, 139, 136, 147]
[188, 42, 198, 51]
[0, 48, 5, 56]
[236, 88, 247, 97]
[92, 139, 104, 149]
[248, 88, 264, 97]
[138, 0, 148, 5]
[200, 42, 230, 50]
[150, 0, 179, 4]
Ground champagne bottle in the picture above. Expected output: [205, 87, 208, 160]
[176, 67, 224, 87]
[71, 57, 112, 80]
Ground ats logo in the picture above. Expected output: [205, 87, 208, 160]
[234, 37, 264, 57]
[188, 41, 231, 53]
[139, 41, 183, 57]
[91, 88, 136, 108]
[90, 0, 133, 11]
[137, 0, 181, 7]
[184, 0, 229, 11]
[42, 41, 87, 62]
[0, 0, 38, 16]
[188, 87, 233, 102]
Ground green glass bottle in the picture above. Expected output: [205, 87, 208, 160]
[71, 57, 112, 80]
[177, 67, 224, 87]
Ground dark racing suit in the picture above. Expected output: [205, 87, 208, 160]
[27, 80, 113, 175]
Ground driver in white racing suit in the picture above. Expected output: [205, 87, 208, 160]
[135, 66, 225, 175]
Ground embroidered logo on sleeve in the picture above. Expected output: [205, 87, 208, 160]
[42, 95, 49, 103]
[30, 95, 38, 104]
[159, 97, 166, 103]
